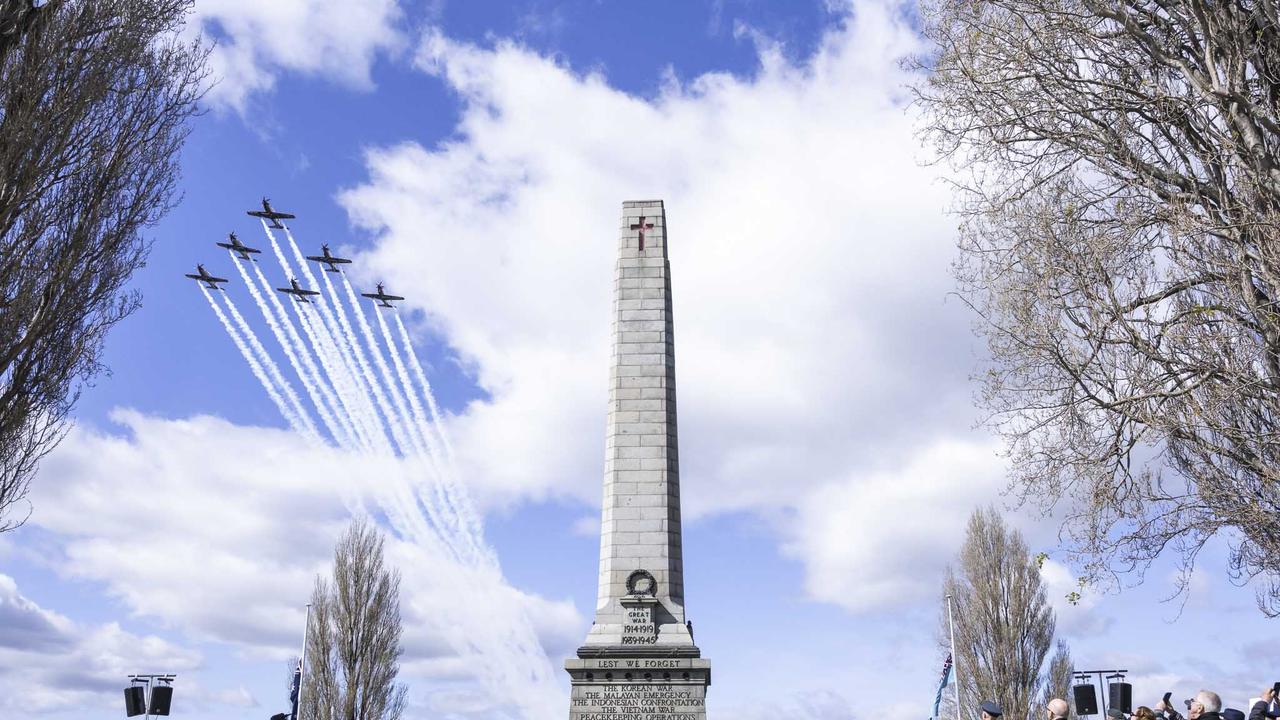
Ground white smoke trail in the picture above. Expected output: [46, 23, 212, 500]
[200, 220, 561, 719]
[374, 307, 486, 566]
[291, 300, 373, 453]
[336, 274, 468, 558]
[218, 287, 317, 439]
[259, 221, 363, 448]
[393, 313, 457, 463]
[278, 225, 391, 455]
[314, 263, 424, 458]
[228, 255, 328, 435]
[245, 258, 351, 447]
[269, 227, 465, 554]
[390, 312, 488, 562]
[312, 287, 400, 459]
[377, 310, 445, 466]
[302, 301, 382, 454]
[316, 263, 418, 459]
[198, 286, 300, 431]
[256, 238, 445, 545]
[339, 273, 434, 458]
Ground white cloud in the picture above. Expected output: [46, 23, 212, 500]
[1040, 559, 1114, 637]
[189, 0, 405, 112]
[786, 438, 1004, 612]
[31, 411, 350, 654]
[338, 1, 989, 612]
[26, 410, 578, 718]
[0, 573, 204, 714]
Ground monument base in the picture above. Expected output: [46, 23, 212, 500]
[565, 654, 711, 720]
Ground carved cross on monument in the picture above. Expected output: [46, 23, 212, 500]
[630, 216, 654, 252]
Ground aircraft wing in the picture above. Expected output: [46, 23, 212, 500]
[187, 273, 228, 284]
[218, 243, 260, 254]
[247, 210, 294, 220]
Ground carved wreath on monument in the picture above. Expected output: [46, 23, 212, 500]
[625, 569, 657, 596]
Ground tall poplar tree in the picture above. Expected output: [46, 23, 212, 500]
[1042, 640, 1076, 720]
[941, 508, 1057, 720]
[301, 518, 407, 720]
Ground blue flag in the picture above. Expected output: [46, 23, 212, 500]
[932, 653, 954, 720]
[289, 660, 301, 720]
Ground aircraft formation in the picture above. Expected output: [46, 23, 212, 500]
[186, 198, 403, 308]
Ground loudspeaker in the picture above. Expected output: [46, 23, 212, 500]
[1074, 684, 1100, 715]
[124, 686, 147, 717]
[148, 685, 173, 716]
[1110, 683, 1133, 715]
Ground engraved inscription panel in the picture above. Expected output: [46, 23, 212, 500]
[567, 658, 709, 720]
[621, 604, 657, 645]
[570, 682, 707, 720]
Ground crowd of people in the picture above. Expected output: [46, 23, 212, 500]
[972, 688, 1280, 720]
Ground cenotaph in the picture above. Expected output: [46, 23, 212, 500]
[564, 200, 711, 720]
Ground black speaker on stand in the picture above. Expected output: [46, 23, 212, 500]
[1109, 682, 1133, 715]
[124, 685, 147, 717]
[1074, 684, 1100, 716]
[148, 684, 173, 716]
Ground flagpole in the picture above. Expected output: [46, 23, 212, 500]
[947, 593, 961, 720]
[295, 603, 312, 720]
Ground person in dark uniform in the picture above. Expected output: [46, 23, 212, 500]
[1249, 687, 1279, 720]
[981, 701, 1004, 720]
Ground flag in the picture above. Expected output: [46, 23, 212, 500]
[289, 660, 302, 720]
[932, 653, 954, 720]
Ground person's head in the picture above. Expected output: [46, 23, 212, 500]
[1048, 699, 1069, 720]
[1196, 692, 1223, 715]
[1190, 701, 1205, 720]
[1135, 706, 1157, 720]
[981, 701, 1004, 720]
[1108, 708, 1128, 720]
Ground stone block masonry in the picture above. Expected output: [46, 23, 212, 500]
[566, 200, 710, 720]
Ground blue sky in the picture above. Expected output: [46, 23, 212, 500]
[1, 1, 1277, 719]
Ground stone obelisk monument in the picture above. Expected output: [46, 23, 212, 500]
[565, 200, 710, 719]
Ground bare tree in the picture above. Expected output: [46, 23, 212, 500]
[0, 0, 206, 531]
[941, 508, 1056, 720]
[1042, 640, 1076, 720]
[912, 0, 1280, 613]
[301, 518, 407, 720]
